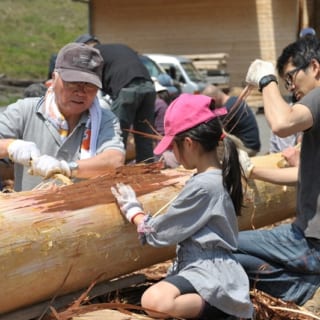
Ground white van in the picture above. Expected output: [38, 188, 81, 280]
[145, 54, 208, 94]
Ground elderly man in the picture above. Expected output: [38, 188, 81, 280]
[74, 34, 156, 163]
[0, 42, 125, 191]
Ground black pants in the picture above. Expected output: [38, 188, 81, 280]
[164, 275, 241, 320]
[111, 79, 156, 163]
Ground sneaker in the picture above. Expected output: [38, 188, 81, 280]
[302, 287, 320, 315]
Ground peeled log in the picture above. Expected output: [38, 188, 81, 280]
[238, 152, 297, 230]
[0, 155, 296, 314]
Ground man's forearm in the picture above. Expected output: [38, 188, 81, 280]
[0, 139, 14, 158]
[75, 149, 125, 178]
[251, 166, 298, 186]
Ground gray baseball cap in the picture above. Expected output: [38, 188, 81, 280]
[55, 42, 103, 88]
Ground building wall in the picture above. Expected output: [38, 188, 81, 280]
[89, 0, 299, 87]
[300, 0, 320, 35]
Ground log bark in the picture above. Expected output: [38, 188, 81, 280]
[0, 155, 296, 314]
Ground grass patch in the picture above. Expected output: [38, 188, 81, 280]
[0, 0, 88, 80]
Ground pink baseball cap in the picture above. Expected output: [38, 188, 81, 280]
[154, 93, 227, 155]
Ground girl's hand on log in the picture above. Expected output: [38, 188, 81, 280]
[111, 183, 144, 223]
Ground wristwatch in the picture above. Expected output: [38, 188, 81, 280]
[68, 161, 79, 177]
[259, 75, 278, 92]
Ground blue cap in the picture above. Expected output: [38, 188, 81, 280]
[157, 73, 178, 95]
[299, 27, 316, 38]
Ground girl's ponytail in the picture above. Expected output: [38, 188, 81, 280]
[220, 133, 245, 216]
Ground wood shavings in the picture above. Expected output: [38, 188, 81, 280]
[0, 163, 186, 214]
[251, 288, 320, 320]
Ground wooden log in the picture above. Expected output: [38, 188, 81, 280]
[0, 155, 296, 315]
[238, 152, 297, 230]
[72, 309, 155, 320]
[0, 159, 14, 181]
[0, 274, 147, 320]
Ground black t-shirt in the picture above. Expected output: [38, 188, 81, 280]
[94, 43, 151, 98]
[223, 96, 261, 151]
[296, 87, 320, 239]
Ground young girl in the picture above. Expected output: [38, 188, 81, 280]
[111, 93, 253, 320]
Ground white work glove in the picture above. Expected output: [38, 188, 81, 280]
[7, 139, 41, 166]
[245, 59, 276, 87]
[238, 149, 254, 179]
[111, 183, 144, 223]
[29, 155, 71, 179]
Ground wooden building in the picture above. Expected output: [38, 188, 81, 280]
[78, 0, 319, 88]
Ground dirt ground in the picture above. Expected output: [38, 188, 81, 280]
[41, 260, 320, 320]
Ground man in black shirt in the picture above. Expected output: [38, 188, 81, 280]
[202, 84, 261, 156]
[76, 34, 156, 163]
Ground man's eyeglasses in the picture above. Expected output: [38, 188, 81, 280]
[284, 66, 305, 90]
[63, 81, 98, 93]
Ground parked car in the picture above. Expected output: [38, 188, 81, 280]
[139, 54, 180, 99]
[145, 54, 208, 94]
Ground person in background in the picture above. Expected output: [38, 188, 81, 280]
[111, 94, 253, 320]
[202, 84, 261, 156]
[269, 130, 302, 153]
[153, 79, 179, 168]
[23, 82, 48, 98]
[299, 27, 316, 39]
[75, 34, 157, 163]
[157, 73, 181, 100]
[0, 42, 125, 191]
[153, 79, 171, 136]
[235, 35, 320, 315]
[47, 53, 58, 83]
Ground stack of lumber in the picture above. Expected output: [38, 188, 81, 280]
[183, 53, 229, 71]
[0, 153, 296, 317]
[183, 53, 230, 87]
